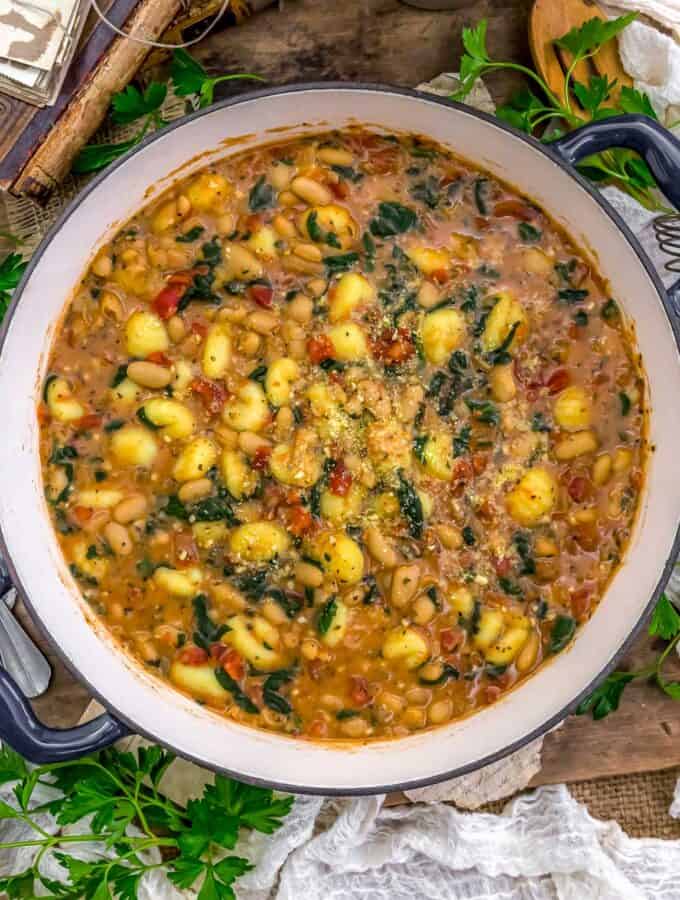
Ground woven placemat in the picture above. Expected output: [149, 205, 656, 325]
[479, 767, 680, 839]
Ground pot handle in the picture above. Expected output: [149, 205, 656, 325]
[0, 567, 129, 762]
[0, 664, 129, 763]
[551, 114, 680, 211]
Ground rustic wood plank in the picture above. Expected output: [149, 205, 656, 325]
[193, 0, 533, 106]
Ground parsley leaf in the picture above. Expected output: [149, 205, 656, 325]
[0, 252, 27, 320]
[554, 13, 637, 58]
[171, 47, 263, 108]
[576, 672, 634, 719]
[111, 82, 167, 125]
[572, 75, 614, 115]
[649, 594, 680, 640]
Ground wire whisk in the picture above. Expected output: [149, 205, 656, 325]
[653, 215, 680, 274]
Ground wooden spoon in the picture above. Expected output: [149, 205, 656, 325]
[529, 0, 633, 118]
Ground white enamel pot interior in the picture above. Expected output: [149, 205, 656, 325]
[1, 85, 679, 795]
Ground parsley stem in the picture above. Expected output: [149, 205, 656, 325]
[474, 62, 579, 125]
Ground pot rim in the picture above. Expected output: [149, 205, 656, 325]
[1, 82, 678, 795]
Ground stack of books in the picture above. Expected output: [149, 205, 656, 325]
[0, 0, 91, 107]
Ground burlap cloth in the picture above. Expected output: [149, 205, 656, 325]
[2, 84, 680, 841]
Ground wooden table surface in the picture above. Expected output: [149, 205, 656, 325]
[18, 0, 680, 785]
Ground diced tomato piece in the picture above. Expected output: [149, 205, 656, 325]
[546, 368, 570, 394]
[431, 268, 450, 285]
[249, 283, 273, 308]
[174, 531, 199, 567]
[146, 351, 171, 366]
[363, 147, 399, 175]
[191, 377, 228, 415]
[243, 213, 263, 232]
[572, 523, 598, 552]
[307, 335, 335, 364]
[72, 506, 93, 525]
[37, 403, 51, 426]
[349, 675, 371, 706]
[494, 557, 512, 578]
[567, 475, 591, 503]
[328, 460, 352, 496]
[152, 282, 186, 320]
[222, 649, 246, 681]
[440, 627, 464, 653]
[570, 587, 593, 621]
[308, 718, 329, 738]
[190, 321, 208, 338]
[288, 505, 313, 537]
[451, 458, 473, 482]
[209, 642, 228, 661]
[485, 685, 502, 704]
[471, 452, 488, 475]
[178, 646, 209, 665]
[329, 179, 349, 200]
[492, 199, 535, 221]
[252, 445, 272, 470]
[75, 413, 102, 431]
[372, 327, 414, 365]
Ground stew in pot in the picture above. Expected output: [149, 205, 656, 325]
[39, 130, 647, 740]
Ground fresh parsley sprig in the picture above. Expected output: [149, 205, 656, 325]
[453, 15, 670, 211]
[0, 251, 27, 323]
[577, 594, 680, 719]
[0, 744, 293, 898]
[73, 50, 262, 174]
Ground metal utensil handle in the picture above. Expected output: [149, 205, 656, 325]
[0, 665, 129, 763]
[550, 114, 680, 212]
[0, 595, 51, 699]
[551, 114, 680, 312]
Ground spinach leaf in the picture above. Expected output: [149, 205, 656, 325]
[601, 298, 619, 321]
[215, 668, 259, 713]
[550, 615, 576, 653]
[465, 397, 500, 426]
[474, 178, 489, 214]
[419, 663, 459, 685]
[413, 434, 428, 464]
[230, 567, 270, 599]
[265, 588, 301, 619]
[331, 164, 363, 183]
[513, 531, 536, 575]
[486, 320, 519, 365]
[176, 225, 205, 243]
[317, 596, 338, 636]
[262, 668, 295, 715]
[369, 202, 417, 238]
[518, 222, 541, 242]
[558, 288, 589, 304]
[531, 411, 552, 432]
[249, 175, 276, 211]
[397, 470, 424, 538]
[192, 593, 229, 649]
[324, 252, 360, 274]
[453, 425, 471, 457]
[410, 176, 440, 209]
